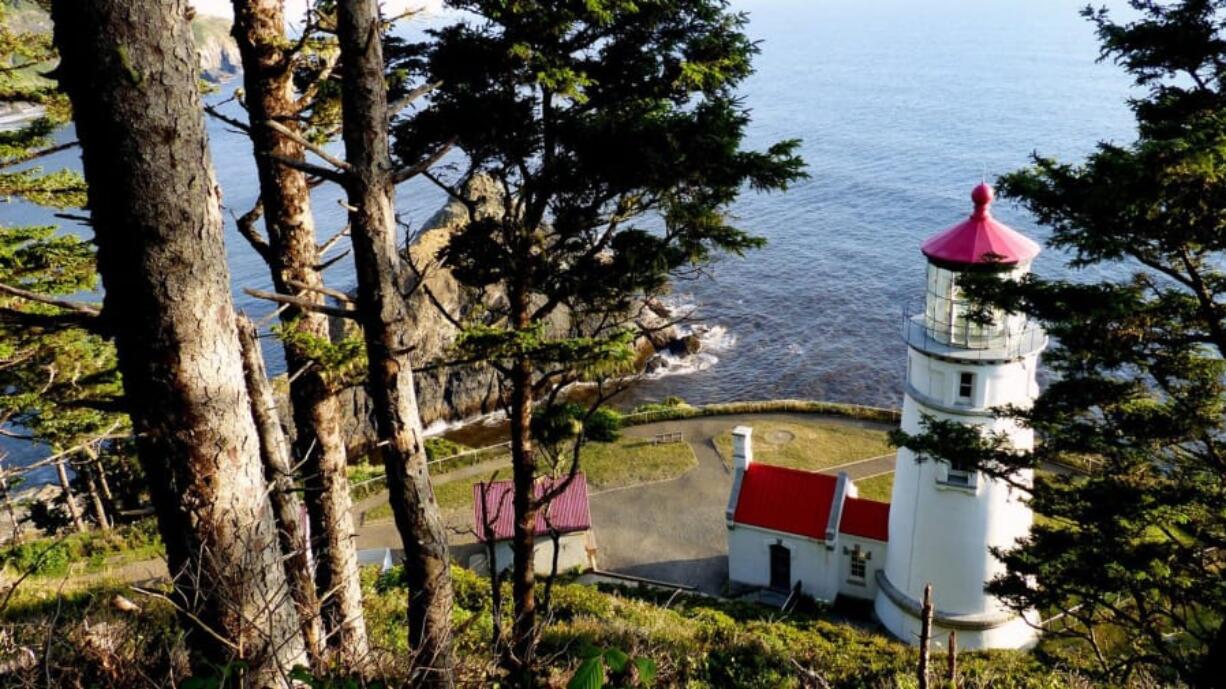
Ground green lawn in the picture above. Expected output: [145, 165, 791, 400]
[714, 419, 892, 472]
[367, 435, 698, 519]
[853, 472, 894, 502]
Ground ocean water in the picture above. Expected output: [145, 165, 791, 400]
[2, 0, 1137, 479]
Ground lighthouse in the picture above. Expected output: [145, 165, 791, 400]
[873, 183, 1046, 650]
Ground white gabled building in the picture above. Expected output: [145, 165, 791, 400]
[727, 183, 1046, 651]
[726, 426, 891, 603]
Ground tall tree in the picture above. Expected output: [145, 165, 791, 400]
[333, 0, 456, 683]
[392, 0, 804, 676]
[49, 0, 306, 681]
[895, 2, 1226, 686]
[0, 0, 127, 537]
[227, 0, 369, 664]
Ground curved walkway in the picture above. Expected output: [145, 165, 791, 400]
[352, 412, 895, 593]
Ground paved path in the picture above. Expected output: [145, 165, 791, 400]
[69, 413, 895, 591]
[581, 412, 895, 594]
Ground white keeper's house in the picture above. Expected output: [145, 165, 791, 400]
[727, 183, 1046, 651]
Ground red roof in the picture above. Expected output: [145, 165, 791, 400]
[732, 464, 838, 540]
[921, 183, 1040, 266]
[473, 474, 591, 542]
[839, 496, 890, 542]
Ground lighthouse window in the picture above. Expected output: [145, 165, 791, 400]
[957, 371, 975, 403]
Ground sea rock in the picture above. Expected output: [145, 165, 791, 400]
[328, 176, 688, 454]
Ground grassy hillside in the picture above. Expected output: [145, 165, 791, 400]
[0, 565, 1108, 688]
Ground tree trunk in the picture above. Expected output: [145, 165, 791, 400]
[82, 461, 110, 530]
[335, 0, 455, 685]
[508, 291, 540, 675]
[237, 314, 327, 668]
[50, 0, 306, 681]
[918, 583, 933, 689]
[229, 0, 369, 663]
[54, 458, 85, 533]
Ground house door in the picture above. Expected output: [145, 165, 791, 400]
[769, 543, 791, 591]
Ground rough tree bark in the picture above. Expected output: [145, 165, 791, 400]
[50, 0, 307, 681]
[335, 0, 455, 684]
[508, 291, 540, 671]
[237, 314, 327, 667]
[229, 0, 369, 663]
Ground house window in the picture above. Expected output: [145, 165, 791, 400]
[957, 371, 975, 404]
[844, 545, 870, 584]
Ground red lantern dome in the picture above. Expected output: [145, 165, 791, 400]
[921, 183, 1040, 267]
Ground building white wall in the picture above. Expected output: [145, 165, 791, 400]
[836, 534, 888, 600]
[727, 525, 887, 602]
[469, 530, 595, 577]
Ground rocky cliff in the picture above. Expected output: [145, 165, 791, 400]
[191, 14, 241, 83]
[331, 177, 690, 453]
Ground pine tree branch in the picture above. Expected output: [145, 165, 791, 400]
[391, 138, 455, 184]
[0, 141, 79, 170]
[0, 282, 101, 317]
[203, 104, 252, 133]
[263, 119, 351, 173]
[232, 199, 271, 262]
[388, 80, 442, 117]
[243, 287, 358, 319]
[284, 278, 354, 304]
[266, 152, 346, 185]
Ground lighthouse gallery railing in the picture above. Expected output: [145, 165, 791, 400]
[901, 299, 1047, 360]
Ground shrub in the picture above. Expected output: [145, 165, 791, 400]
[584, 407, 622, 443]
[424, 436, 469, 461]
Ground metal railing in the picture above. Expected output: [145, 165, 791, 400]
[901, 300, 1047, 360]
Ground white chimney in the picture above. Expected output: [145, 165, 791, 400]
[732, 426, 753, 471]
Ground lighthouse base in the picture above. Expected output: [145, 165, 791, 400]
[873, 571, 1039, 651]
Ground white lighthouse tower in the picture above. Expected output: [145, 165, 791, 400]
[874, 183, 1046, 650]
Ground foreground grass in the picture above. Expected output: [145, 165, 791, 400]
[714, 418, 892, 471]
[0, 564, 1105, 687]
[366, 436, 697, 519]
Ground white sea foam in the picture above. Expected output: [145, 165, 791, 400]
[642, 295, 738, 379]
[422, 408, 506, 437]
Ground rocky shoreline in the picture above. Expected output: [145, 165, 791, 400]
[319, 179, 703, 456]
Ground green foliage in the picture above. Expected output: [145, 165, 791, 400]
[568, 645, 656, 689]
[272, 317, 367, 388]
[424, 436, 470, 461]
[0, 518, 163, 577]
[895, 3, 1226, 686]
[585, 407, 622, 442]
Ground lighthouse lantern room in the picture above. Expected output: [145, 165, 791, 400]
[873, 183, 1047, 650]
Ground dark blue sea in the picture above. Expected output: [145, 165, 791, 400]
[2, 0, 1137, 481]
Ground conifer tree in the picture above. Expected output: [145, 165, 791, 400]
[392, 0, 804, 676]
[50, 0, 307, 680]
[0, 0, 126, 534]
[895, 2, 1226, 686]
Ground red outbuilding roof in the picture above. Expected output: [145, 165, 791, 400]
[921, 183, 1040, 267]
[731, 463, 890, 542]
[839, 496, 890, 542]
[473, 474, 592, 542]
[732, 464, 838, 540]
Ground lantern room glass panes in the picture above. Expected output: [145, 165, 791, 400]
[924, 263, 1011, 348]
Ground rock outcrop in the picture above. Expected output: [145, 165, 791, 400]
[331, 176, 690, 453]
[193, 15, 241, 83]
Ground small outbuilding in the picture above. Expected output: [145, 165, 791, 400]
[725, 426, 890, 602]
[469, 474, 598, 576]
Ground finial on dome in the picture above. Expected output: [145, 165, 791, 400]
[971, 182, 994, 207]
